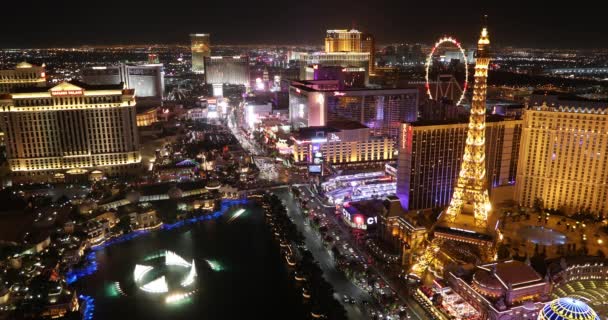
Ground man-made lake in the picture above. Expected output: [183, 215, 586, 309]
[74, 204, 306, 319]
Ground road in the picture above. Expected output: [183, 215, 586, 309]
[227, 111, 263, 156]
[274, 188, 371, 320]
[226, 106, 429, 319]
[298, 185, 430, 320]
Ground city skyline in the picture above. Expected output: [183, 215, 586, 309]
[0, 1, 606, 49]
[1, 6, 607, 320]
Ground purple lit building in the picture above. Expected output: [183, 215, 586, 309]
[289, 79, 418, 139]
[304, 65, 366, 89]
[396, 116, 522, 211]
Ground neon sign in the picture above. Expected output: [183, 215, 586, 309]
[342, 209, 377, 226]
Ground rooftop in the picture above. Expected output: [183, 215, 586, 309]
[344, 199, 385, 217]
[11, 80, 124, 94]
[408, 114, 519, 127]
[15, 61, 37, 69]
[326, 119, 368, 130]
[477, 260, 543, 289]
[290, 80, 416, 93]
[532, 90, 608, 103]
[434, 225, 494, 241]
[295, 126, 340, 139]
[136, 105, 158, 113]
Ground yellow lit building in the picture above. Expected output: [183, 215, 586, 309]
[0, 62, 46, 94]
[325, 29, 375, 75]
[292, 136, 393, 164]
[0, 81, 141, 182]
[190, 33, 211, 74]
[515, 104, 608, 215]
[136, 106, 158, 127]
[291, 120, 394, 166]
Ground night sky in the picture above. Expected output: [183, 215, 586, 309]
[1, 0, 605, 48]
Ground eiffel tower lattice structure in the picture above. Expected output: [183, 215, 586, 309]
[443, 26, 492, 228]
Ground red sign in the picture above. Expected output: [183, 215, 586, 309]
[51, 90, 83, 96]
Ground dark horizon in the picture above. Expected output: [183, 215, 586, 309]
[1, 0, 606, 49]
[3, 42, 608, 51]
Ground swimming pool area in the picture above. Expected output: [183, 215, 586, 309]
[518, 226, 568, 245]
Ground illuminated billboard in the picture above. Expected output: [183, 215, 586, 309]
[308, 165, 321, 173]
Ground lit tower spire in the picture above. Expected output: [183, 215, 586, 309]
[443, 22, 492, 227]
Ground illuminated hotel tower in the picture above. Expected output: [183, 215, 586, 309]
[0, 81, 141, 183]
[515, 105, 608, 216]
[190, 33, 210, 74]
[325, 29, 375, 75]
[0, 62, 46, 94]
[442, 25, 492, 228]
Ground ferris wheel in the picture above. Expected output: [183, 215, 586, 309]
[425, 36, 469, 106]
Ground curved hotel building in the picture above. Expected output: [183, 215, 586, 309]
[0, 81, 141, 182]
[190, 33, 211, 74]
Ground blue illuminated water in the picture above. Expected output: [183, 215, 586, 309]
[71, 200, 306, 319]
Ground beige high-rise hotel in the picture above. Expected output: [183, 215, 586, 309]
[0, 62, 46, 94]
[0, 81, 141, 182]
[515, 104, 608, 215]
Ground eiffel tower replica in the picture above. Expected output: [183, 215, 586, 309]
[433, 22, 497, 255]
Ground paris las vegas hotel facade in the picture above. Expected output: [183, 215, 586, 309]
[0, 64, 141, 183]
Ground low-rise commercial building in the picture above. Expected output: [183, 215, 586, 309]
[136, 106, 158, 127]
[446, 260, 551, 320]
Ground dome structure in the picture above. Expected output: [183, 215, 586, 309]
[538, 298, 599, 320]
[472, 268, 505, 297]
